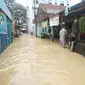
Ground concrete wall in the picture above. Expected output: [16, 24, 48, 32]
[27, 0, 35, 34]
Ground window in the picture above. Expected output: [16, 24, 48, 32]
[48, 2, 52, 4]
[60, 1, 64, 6]
[33, 0, 35, 4]
[48, 0, 52, 4]
[33, 0, 38, 4]
[67, 3, 69, 6]
[49, 0, 52, 1]
[55, 0, 57, 4]
[82, 0, 85, 1]
[36, 0, 38, 4]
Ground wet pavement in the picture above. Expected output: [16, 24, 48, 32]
[0, 34, 85, 85]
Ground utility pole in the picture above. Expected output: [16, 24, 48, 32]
[34, 0, 37, 37]
[26, 6, 29, 33]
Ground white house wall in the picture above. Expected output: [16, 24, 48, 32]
[47, 9, 61, 14]
[39, 0, 70, 6]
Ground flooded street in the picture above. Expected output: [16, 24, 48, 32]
[0, 34, 85, 85]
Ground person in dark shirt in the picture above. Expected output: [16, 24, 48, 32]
[68, 33, 76, 51]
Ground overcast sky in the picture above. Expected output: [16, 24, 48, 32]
[15, 0, 81, 7]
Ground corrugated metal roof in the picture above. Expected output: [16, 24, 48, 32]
[0, 0, 11, 20]
[33, 13, 54, 23]
[40, 4, 66, 10]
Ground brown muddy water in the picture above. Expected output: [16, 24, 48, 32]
[0, 34, 85, 85]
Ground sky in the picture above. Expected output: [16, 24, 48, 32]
[15, 0, 81, 7]
[71, 0, 81, 5]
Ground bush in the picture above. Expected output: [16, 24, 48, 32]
[79, 17, 85, 33]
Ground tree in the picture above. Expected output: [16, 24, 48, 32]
[4, 0, 27, 23]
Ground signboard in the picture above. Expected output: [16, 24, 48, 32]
[65, 6, 72, 16]
[47, 9, 61, 14]
[50, 15, 59, 26]
[41, 21, 48, 28]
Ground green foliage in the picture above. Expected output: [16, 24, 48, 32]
[4, 0, 27, 23]
[79, 17, 85, 33]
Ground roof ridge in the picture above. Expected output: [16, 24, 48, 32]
[40, 4, 47, 12]
[40, 3, 66, 7]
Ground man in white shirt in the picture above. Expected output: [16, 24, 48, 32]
[59, 28, 67, 48]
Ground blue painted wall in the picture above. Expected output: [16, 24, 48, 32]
[0, 12, 7, 34]
[37, 22, 42, 37]
[0, 0, 11, 20]
[7, 17, 12, 45]
[0, 1, 12, 53]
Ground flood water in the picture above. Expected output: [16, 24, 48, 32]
[0, 34, 85, 85]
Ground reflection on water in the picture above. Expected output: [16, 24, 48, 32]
[0, 34, 85, 85]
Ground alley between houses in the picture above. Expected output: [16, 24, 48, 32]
[0, 34, 85, 85]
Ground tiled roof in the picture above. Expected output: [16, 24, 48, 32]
[33, 13, 55, 23]
[40, 4, 66, 10]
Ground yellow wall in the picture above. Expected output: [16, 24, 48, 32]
[0, 10, 6, 17]
[12, 16, 16, 38]
[0, 10, 7, 33]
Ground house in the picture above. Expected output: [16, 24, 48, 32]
[59, 1, 85, 40]
[36, 4, 65, 38]
[0, 0, 12, 53]
[59, 1, 85, 56]
[27, 0, 70, 35]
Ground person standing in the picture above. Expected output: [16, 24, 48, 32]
[31, 27, 34, 36]
[51, 27, 54, 42]
[59, 27, 67, 48]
